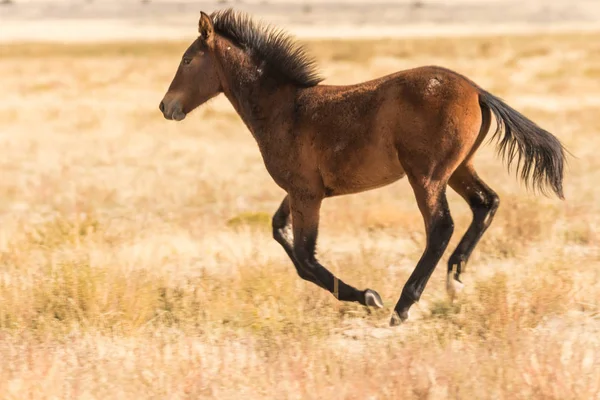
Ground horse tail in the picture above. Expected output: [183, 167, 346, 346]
[478, 90, 566, 199]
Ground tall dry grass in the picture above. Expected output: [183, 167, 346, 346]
[0, 32, 599, 399]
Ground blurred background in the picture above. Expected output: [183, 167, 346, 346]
[2, 0, 600, 41]
[1, 1, 599, 399]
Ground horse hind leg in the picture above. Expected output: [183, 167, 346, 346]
[446, 163, 500, 299]
[391, 178, 455, 325]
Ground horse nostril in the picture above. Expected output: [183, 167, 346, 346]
[159, 101, 165, 113]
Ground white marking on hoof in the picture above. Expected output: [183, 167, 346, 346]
[446, 272, 464, 301]
[389, 310, 409, 327]
[364, 289, 384, 308]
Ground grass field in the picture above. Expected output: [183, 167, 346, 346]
[1, 33, 599, 399]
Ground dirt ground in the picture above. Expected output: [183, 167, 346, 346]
[1, 3, 600, 399]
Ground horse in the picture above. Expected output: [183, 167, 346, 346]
[159, 9, 566, 326]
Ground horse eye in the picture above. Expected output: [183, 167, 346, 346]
[182, 58, 192, 65]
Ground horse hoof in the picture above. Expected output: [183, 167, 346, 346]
[446, 273, 465, 301]
[389, 310, 409, 327]
[364, 289, 384, 308]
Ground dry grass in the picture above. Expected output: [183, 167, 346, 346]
[1, 32, 600, 399]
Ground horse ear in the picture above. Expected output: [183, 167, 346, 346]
[199, 11, 214, 44]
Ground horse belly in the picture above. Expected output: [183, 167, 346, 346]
[320, 148, 406, 196]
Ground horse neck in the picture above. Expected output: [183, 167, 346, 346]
[213, 38, 296, 140]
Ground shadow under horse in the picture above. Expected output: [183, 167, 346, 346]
[159, 9, 566, 326]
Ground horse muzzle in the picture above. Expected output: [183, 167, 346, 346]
[159, 99, 186, 121]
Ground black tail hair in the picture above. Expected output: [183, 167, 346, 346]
[479, 90, 566, 199]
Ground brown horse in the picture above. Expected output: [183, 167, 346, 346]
[159, 9, 566, 326]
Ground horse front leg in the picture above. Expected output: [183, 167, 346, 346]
[272, 195, 324, 287]
[288, 192, 383, 308]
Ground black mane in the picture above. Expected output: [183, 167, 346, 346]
[210, 9, 324, 87]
